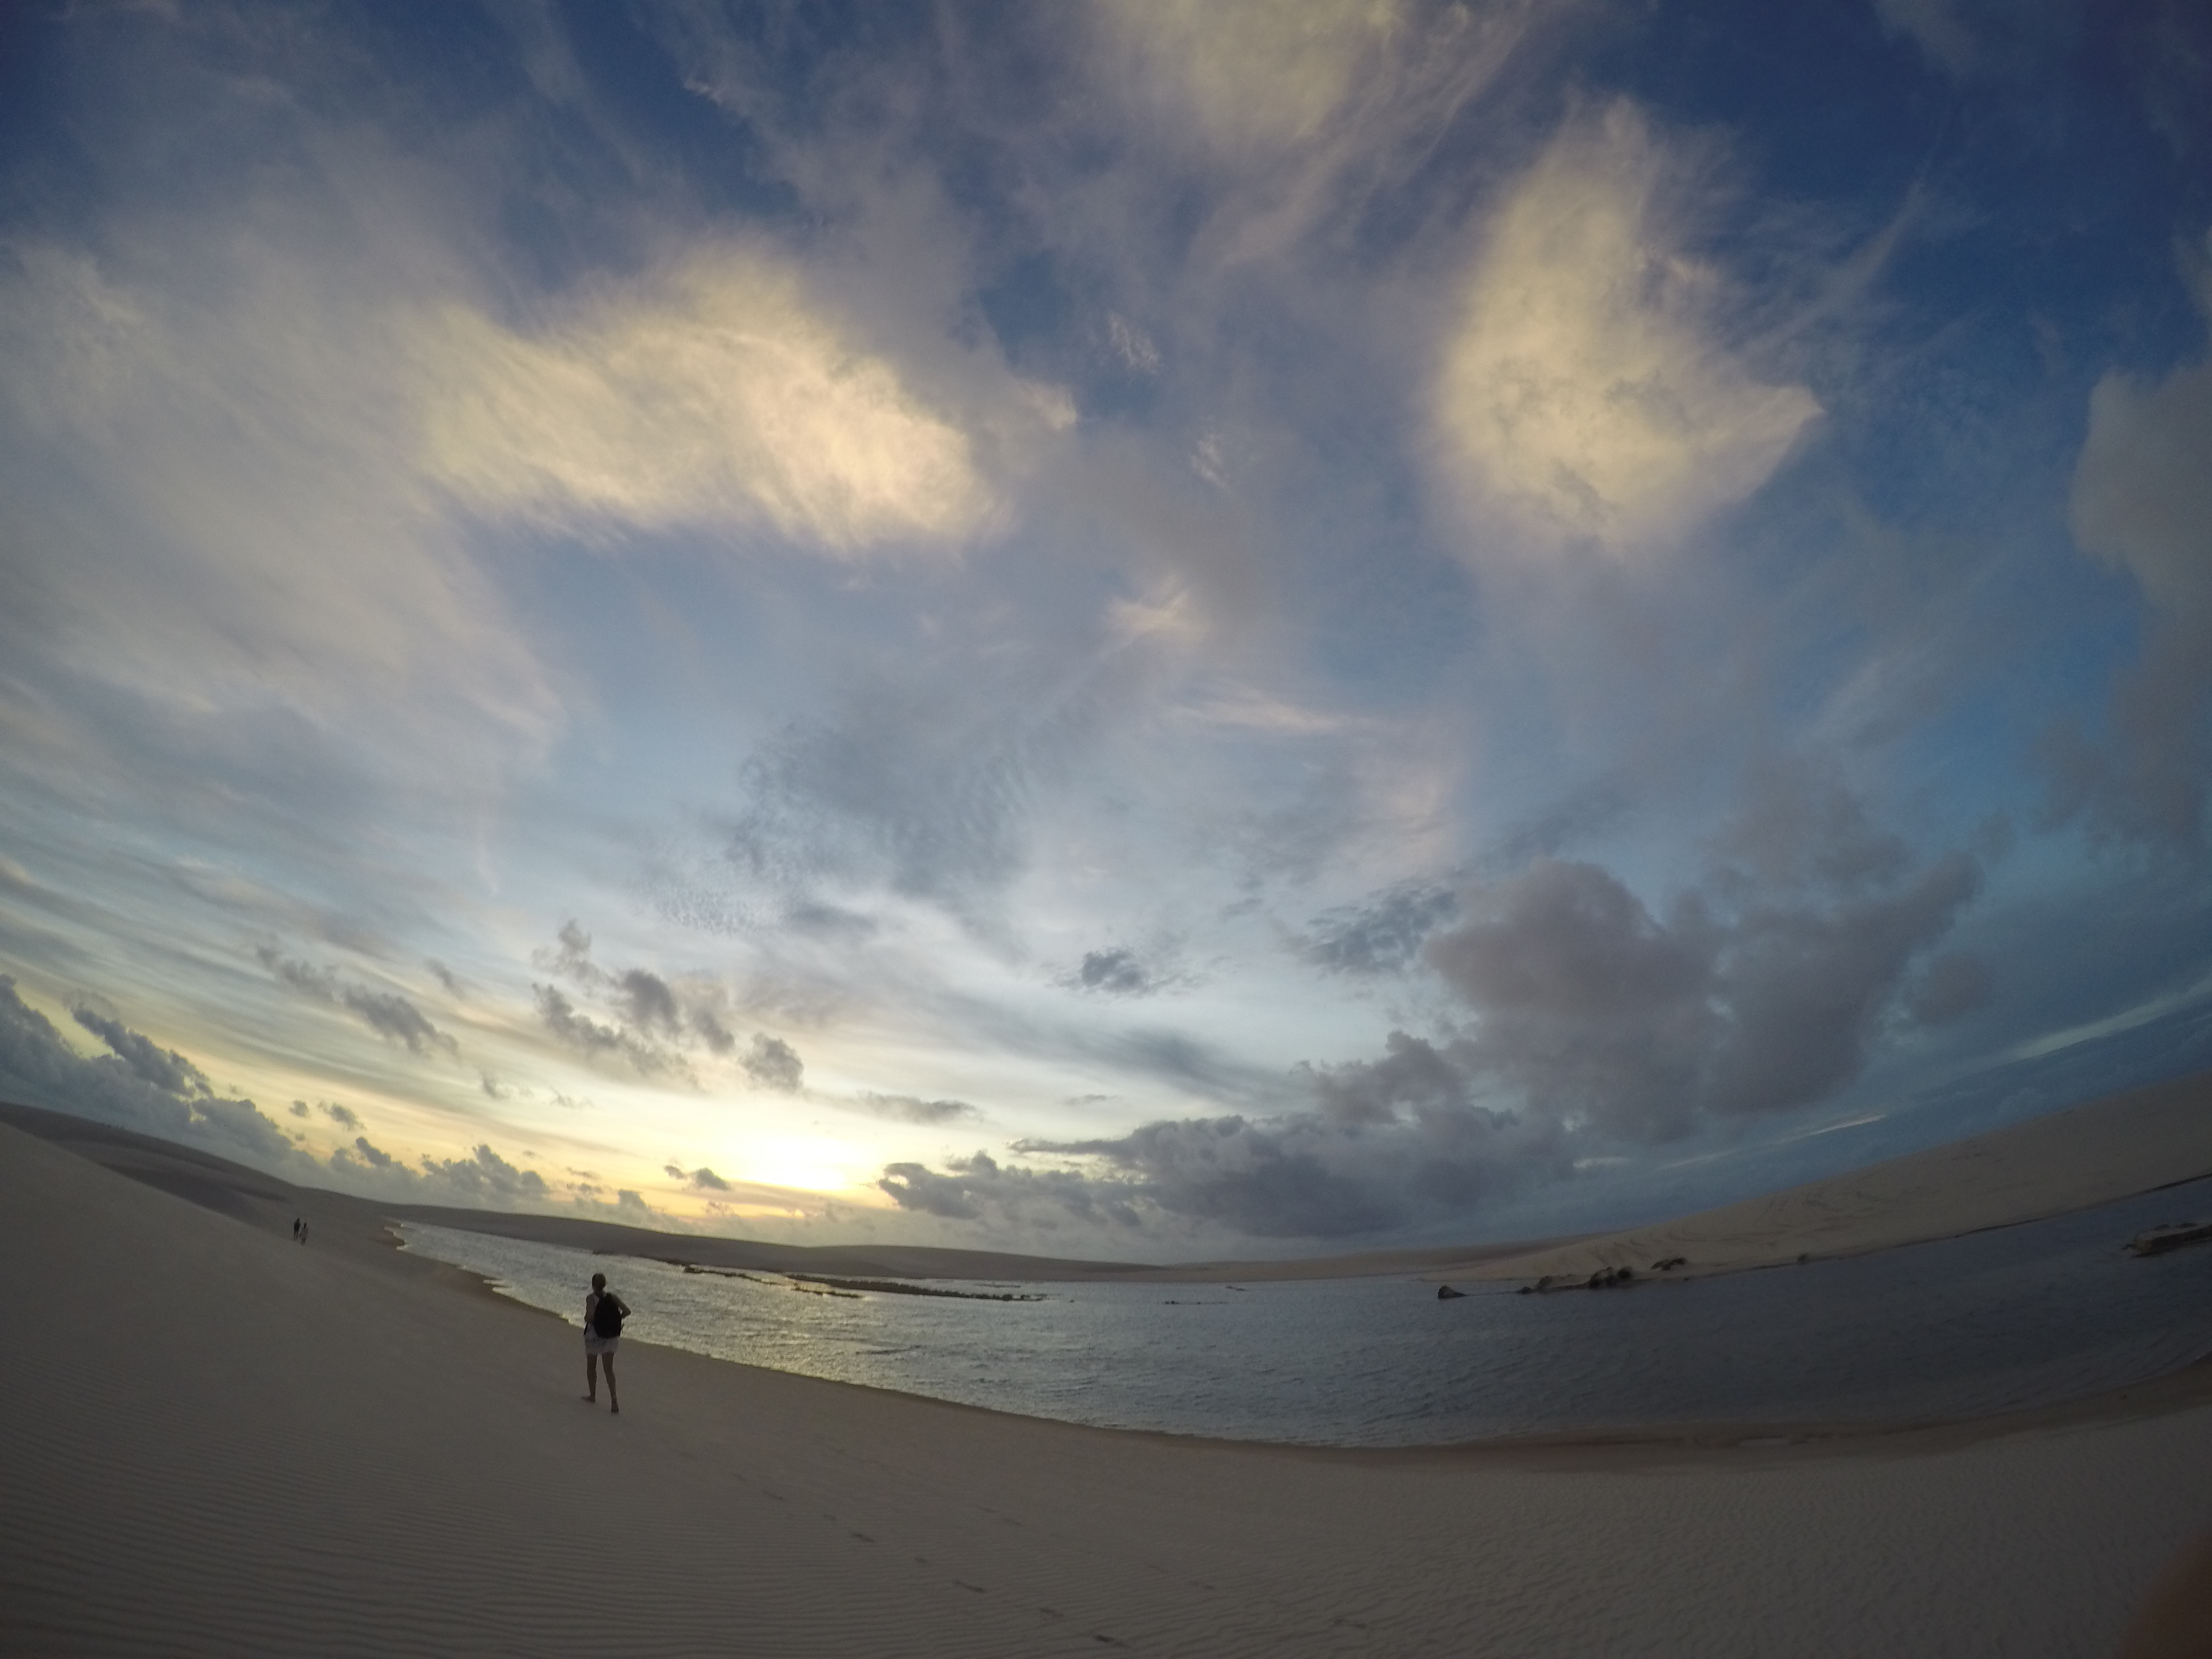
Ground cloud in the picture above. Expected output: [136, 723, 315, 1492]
[881, 770, 1981, 1241]
[2062, 258, 2212, 848]
[347, 1136, 398, 1171]
[662, 1162, 729, 1191]
[0, 240, 560, 792]
[852, 1092, 977, 1125]
[330, 1138, 552, 1206]
[1903, 951, 1994, 1026]
[1870, 0, 2069, 80]
[69, 1005, 210, 1097]
[1300, 884, 1459, 974]
[615, 968, 682, 1036]
[1095, 0, 1407, 159]
[895, 1076, 1565, 1239]
[257, 949, 458, 1057]
[0, 976, 298, 1169]
[1425, 786, 1980, 1140]
[1433, 102, 1820, 561]
[1071, 948, 1153, 995]
[417, 246, 994, 555]
[743, 1034, 805, 1092]
[529, 924, 746, 1076]
[533, 984, 685, 1078]
[719, 674, 1065, 909]
[1089, 0, 1537, 214]
[879, 1148, 1147, 1228]
[15, 971, 570, 1213]
[1870, 0, 1983, 76]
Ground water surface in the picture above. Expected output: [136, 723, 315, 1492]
[400, 1177, 2212, 1447]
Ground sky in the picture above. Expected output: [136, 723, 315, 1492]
[1, 0, 2209, 1260]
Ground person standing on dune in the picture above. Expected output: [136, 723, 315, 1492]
[582, 1272, 628, 1413]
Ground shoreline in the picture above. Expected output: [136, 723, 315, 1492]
[8, 1114, 2212, 1655]
[16, 1089, 2212, 1459]
[392, 1205, 2212, 1469]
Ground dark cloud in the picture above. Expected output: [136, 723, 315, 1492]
[1425, 770, 1982, 1140]
[854, 1092, 977, 1124]
[887, 775, 1981, 1240]
[743, 1033, 804, 1091]
[0, 975, 298, 1168]
[1904, 951, 1995, 1026]
[615, 968, 682, 1034]
[70, 1005, 210, 1097]
[418, 1143, 550, 1203]
[1074, 948, 1150, 995]
[1307, 1030, 1477, 1124]
[12, 974, 571, 1213]
[257, 947, 456, 1056]
[691, 1009, 737, 1055]
[544, 920, 598, 980]
[784, 902, 878, 943]
[341, 985, 455, 1055]
[534, 984, 685, 1078]
[659, 1164, 733, 1191]
[427, 959, 465, 997]
[536, 984, 630, 1058]
[1300, 884, 1459, 974]
[909, 1088, 1566, 1239]
[879, 1149, 1145, 1228]
[330, 1137, 552, 1205]
[532, 922, 732, 1068]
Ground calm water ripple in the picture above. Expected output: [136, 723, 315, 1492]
[400, 1176, 2212, 1447]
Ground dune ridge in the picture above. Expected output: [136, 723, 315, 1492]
[1455, 1070, 2212, 1286]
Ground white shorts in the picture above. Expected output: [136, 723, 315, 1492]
[585, 1333, 618, 1356]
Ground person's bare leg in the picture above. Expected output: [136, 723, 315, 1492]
[603, 1351, 619, 1413]
[583, 1351, 598, 1402]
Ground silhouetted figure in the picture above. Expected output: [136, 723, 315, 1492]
[583, 1272, 629, 1413]
[292, 1218, 301, 1241]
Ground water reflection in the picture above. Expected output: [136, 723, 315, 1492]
[401, 1176, 2212, 1447]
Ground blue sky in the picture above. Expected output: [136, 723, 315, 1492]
[1, 0, 2208, 1256]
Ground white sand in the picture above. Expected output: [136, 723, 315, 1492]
[1453, 1069, 2212, 1287]
[6, 1118, 2211, 1656]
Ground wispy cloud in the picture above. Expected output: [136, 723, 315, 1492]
[257, 949, 460, 1058]
[1433, 102, 1820, 562]
[418, 247, 998, 554]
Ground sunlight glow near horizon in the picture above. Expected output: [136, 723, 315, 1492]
[0, 0, 2206, 1256]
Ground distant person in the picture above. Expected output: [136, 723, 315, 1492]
[291, 1218, 300, 1241]
[583, 1272, 629, 1413]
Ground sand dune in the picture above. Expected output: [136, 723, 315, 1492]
[6, 1117, 2212, 1656]
[1453, 1069, 2212, 1287]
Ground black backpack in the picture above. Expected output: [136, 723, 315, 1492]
[592, 1293, 624, 1338]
